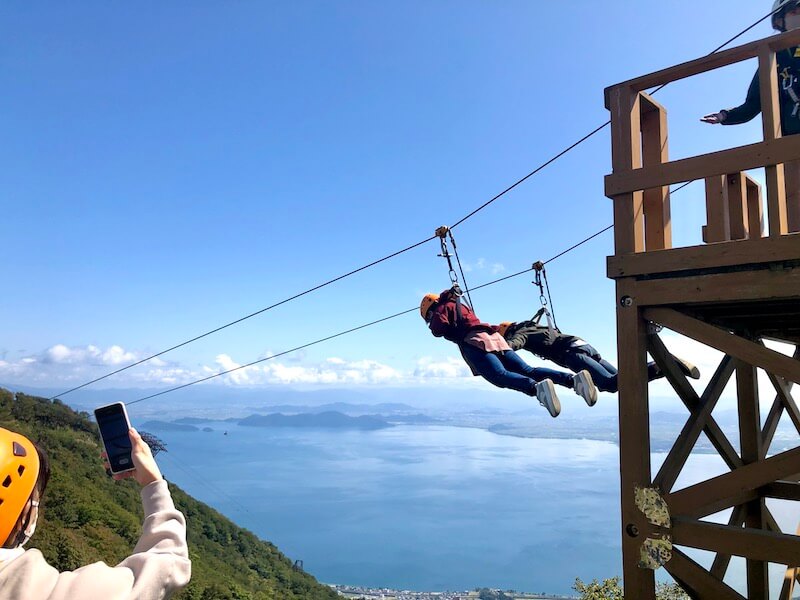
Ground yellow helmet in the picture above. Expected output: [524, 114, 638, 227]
[497, 322, 513, 337]
[420, 293, 439, 320]
[0, 428, 40, 547]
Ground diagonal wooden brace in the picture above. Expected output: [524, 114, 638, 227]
[664, 548, 747, 600]
[672, 517, 800, 566]
[644, 308, 800, 384]
[668, 446, 800, 518]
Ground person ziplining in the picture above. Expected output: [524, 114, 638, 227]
[495, 263, 701, 393]
[422, 229, 596, 418]
[421, 286, 597, 418]
[496, 318, 700, 393]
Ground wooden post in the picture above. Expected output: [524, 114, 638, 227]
[746, 175, 764, 239]
[616, 282, 656, 600]
[704, 175, 730, 243]
[785, 159, 800, 233]
[608, 86, 645, 255]
[736, 358, 768, 599]
[758, 49, 789, 237]
[727, 173, 748, 240]
[641, 94, 671, 251]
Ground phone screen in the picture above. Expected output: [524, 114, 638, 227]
[94, 403, 133, 473]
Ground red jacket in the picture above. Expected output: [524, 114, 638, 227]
[427, 288, 494, 343]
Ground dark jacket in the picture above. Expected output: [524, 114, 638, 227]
[503, 320, 578, 361]
[427, 289, 493, 343]
[723, 47, 800, 136]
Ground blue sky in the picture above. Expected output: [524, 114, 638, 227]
[0, 1, 779, 401]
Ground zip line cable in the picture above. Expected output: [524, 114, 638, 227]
[126, 307, 418, 406]
[50, 235, 436, 400]
[448, 7, 777, 231]
[124, 177, 705, 408]
[160, 452, 250, 515]
[50, 12, 774, 400]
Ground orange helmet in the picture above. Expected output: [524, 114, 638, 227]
[0, 428, 40, 547]
[420, 293, 439, 320]
[497, 322, 514, 337]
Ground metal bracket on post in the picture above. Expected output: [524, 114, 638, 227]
[634, 486, 672, 570]
[646, 321, 664, 335]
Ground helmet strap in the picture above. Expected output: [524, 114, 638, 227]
[3, 499, 39, 550]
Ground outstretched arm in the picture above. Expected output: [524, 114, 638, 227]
[702, 70, 761, 125]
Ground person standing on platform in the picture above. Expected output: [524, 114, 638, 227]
[701, 0, 800, 231]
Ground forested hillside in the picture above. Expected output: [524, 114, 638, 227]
[0, 388, 340, 600]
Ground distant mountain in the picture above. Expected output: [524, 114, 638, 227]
[381, 413, 440, 424]
[250, 401, 418, 415]
[0, 388, 339, 600]
[141, 420, 199, 432]
[239, 411, 393, 430]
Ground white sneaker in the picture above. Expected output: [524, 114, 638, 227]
[572, 370, 598, 407]
[673, 357, 701, 379]
[535, 379, 561, 418]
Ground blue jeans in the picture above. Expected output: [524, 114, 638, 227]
[553, 343, 661, 393]
[460, 344, 574, 395]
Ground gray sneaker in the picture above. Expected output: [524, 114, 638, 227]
[572, 370, 598, 407]
[673, 357, 701, 379]
[535, 379, 561, 418]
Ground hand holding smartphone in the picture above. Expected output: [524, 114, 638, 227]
[94, 402, 135, 475]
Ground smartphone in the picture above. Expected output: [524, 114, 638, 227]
[94, 402, 135, 474]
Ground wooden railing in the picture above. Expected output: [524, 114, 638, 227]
[605, 28, 800, 255]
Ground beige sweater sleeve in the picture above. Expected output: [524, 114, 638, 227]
[0, 480, 192, 600]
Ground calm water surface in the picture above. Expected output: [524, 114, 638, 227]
[154, 423, 736, 594]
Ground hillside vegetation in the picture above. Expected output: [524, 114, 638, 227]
[0, 388, 340, 600]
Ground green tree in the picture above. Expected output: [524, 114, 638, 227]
[573, 577, 689, 600]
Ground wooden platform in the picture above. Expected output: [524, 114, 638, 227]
[604, 30, 800, 600]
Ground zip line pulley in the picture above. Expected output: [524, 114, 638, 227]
[532, 260, 559, 334]
[435, 226, 474, 310]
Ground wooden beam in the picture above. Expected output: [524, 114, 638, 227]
[768, 371, 800, 434]
[630, 267, 800, 309]
[736, 358, 768, 599]
[615, 281, 655, 600]
[604, 29, 800, 102]
[672, 517, 800, 566]
[644, 308, 800, 384]
[727, 174, 749, 241]
[641, 94, 671, 251]
[780, 519, 800, 600]
[668, 446, 800, 518]
[647, 335, 744, 478]
[710, 505, 747, 581]
[653, 354, 737, 492]
[762, 392, 786, 456]
[608, 87, 645, 255]
[787, 160, 800, 234]
[704, 175, 730, 243]
[760, 342, 799, 455]
[746, 174, 764, 239]
[664, 548, 747, 600]
[607, 234, 800, 278]
[759, 48, 789, 239]
[763, 481, 800, 501]
[605, 134, 800, 197]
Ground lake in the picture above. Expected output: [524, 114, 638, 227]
[150, 422, 771, 595]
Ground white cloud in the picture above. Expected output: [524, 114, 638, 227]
[255, 357, 403, 385]
[40, 343, 134, 366]
[413, 356, 471, 379]
[215, 354, 253, 385]
[461, 258, 506, 275]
